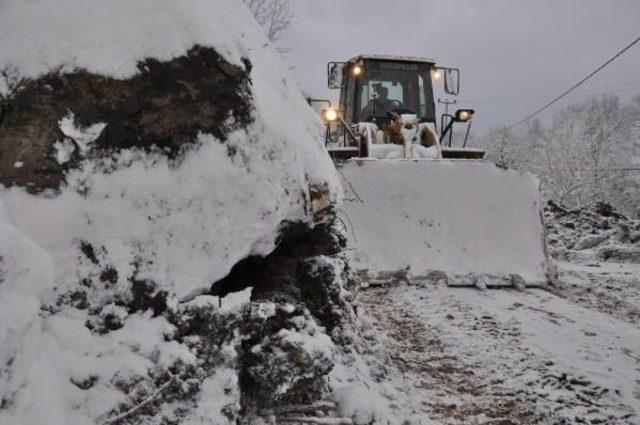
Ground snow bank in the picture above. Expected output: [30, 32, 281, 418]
[1, 129, 331, 298]
[0, 0, 339, 422]
[0, 0, 339, 297]
[1, 0, 254, 86]
[339, 160, 549, 285]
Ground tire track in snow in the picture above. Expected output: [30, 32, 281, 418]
[356, 283, 637, 424]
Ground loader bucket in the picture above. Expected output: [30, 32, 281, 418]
[337, 159, 550, 287]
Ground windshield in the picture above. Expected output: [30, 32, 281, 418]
[356, 60, 435, 122]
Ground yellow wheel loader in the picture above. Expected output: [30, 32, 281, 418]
[311, 55, 551, 288]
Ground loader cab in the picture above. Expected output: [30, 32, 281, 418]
[316, 54, 483, 160]
[342, 58, 436, 125]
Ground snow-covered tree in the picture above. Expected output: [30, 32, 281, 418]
[483, 126, 519, 168]
[613, 95, 640, 217]
[481, 94, 640, 216]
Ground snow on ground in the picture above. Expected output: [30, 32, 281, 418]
[351, 261, 640, 424]
[557, 262, 640, 325]
[323, 191, 640, 423]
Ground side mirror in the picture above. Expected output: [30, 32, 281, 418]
[327, 62, 346, 89]
[444, 68, 460, 95]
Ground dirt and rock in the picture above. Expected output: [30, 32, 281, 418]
[43, 210, 356, 424]
[545, 201, 640, 325]
[545, 201, 640, 265]
[0, 45, 252, 191]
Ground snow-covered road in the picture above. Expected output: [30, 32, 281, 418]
[355, 262, 640, 424]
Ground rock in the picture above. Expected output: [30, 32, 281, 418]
[209, 211, 355, 411]
[595, 201, 625, 219]
[549, 245, 569, 261]
[573, 234, 609, 250]
[474, 274, 488, 290]
[511, 274, 527, 291]
[599, 247, 640, 263]
[425, 269, 449, 285]
[240, 310, 335, 410]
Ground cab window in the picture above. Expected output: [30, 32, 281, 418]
[355, 60, 434, 122]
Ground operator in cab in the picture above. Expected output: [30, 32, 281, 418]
[360, 84, 395, 119]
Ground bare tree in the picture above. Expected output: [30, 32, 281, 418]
[243, 0, 293, 42]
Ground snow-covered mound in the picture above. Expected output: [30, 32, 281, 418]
[1, 0, 282, 89]
[0, 1, 346, 424]
[546, 201, 640, 263]
[0, 0, 340, 297]
[339, 160, 550, 286]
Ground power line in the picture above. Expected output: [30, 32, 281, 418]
[530, 167, 640, 172]
[508, 34, 640, 129]
[468, 85, 640, 109]
[464, 78, 640, 105]
[576, 168, 640, 172]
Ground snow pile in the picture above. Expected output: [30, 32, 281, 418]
[0, 0, 343, 423]
[1, 0, 276, 91]
[545, 201, 640, 263]
[338, 160, 550, 286]
[0, 0, 339, 297]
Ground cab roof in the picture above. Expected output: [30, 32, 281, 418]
[348, 54, 436, 65]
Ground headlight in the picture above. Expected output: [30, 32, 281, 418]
[454, 109, 475, 122]
[352, 65, 362, 76]
[432, 69, 442, 80]
[322, 108, 338, 122]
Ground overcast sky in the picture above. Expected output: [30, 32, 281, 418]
[280, 0, 640, 133]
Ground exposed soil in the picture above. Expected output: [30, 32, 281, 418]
[0, 45, 252, 190]
[211, 216, 350, 332]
